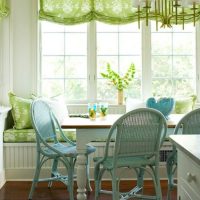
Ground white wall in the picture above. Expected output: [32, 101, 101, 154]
[0, 0, 38, 105]
[0, 15, 11, 105]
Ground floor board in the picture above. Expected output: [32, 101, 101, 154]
[0, 180, 177, 200]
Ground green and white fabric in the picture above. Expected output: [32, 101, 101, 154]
[8, 92, 33, 129]
[4, 129, 36, 142]
[0, 0, 9, 20]
[4, 128, 76, 143]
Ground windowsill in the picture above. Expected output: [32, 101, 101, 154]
[66, 104, 126, 107]
[66, 104, 126, 114]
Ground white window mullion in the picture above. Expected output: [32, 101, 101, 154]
[87, 21, 97, 102]
[38, 22, 42, 96]
[142, 22, 152, 101]
[196, 22, 200, 102]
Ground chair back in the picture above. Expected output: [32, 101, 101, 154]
[174, 108, 200, 135]
[31, 99, 58, 146]
[104, 108, 167, 164]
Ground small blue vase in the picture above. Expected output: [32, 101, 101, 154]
[146, 97, 175, 119]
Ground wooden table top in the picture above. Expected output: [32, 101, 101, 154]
[61, 114, 184, 129]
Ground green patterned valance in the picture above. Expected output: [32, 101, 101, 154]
[39, 0, 200, 27]
[0, 0, 9, 20]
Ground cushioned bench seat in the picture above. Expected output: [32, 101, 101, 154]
[3, 128, 76, 143]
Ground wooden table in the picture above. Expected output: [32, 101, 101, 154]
[61, 114, 183, 200]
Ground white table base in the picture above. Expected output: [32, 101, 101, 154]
[76, 128, 109, 200]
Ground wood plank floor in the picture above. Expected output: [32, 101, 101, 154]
[0, 180, 177, 200]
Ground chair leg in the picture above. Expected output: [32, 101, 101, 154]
[28, 154, 42, 200]
[86, 156, 92, 192]
[166, 152, 177, 200]
[167, 187, 171, 200]
[94, 164, 105, 200]
[111, 170, 119, 200]
[67, 158, 74, 200]
[94, 165, 101, 200]
[152, 165, 162, 200]
[136, 168, 145, 194]
[94, 179, 100, 200]
[48, 158, 59, 188]
[166, 170, 176, 200]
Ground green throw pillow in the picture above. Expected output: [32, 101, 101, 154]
[175, 96, 197, 114]
[8, 92, 32, 129]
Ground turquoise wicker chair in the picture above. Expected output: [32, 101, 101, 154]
[93, 108, 167, 200]
[28, 99, 96, 200]
[166, 108, 200, 200]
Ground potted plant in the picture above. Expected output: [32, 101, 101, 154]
[101, 63, 135, 105]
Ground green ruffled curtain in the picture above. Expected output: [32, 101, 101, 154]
[39, 0, 137, 24]
[39, 0, 200, 27]
[0, 0, 9, 20]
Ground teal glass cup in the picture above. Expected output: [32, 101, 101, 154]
[99, 102, 108, 118]
[88, 103, 97, 120]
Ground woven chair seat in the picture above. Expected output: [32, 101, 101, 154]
[94, 156, 156, 170]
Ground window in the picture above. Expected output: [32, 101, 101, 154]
[40, 22, 87, 102]
[151, 23, 196, 98]
[40, 21, 197, 104]
[96, 22, 142, 101]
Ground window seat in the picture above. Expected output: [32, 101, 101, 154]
[3, 128, 76, 143]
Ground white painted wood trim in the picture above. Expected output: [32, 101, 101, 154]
[0, 107, 10, 188]
[141, 22, 152, 101]
[196, 22, 200, 101]
[0, 169, 5, 188]
[3, 141, 172, 181]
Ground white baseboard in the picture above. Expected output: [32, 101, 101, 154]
[0, 169, 6, 188]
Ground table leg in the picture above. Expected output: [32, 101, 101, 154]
[76, 128, 109, 200]
[76, 129, 89, 200]
[76, 154, 87, 200]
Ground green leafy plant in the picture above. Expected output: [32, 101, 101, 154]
[100, 63, 136, 91]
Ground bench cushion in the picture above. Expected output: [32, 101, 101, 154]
[4, 128, 76, 143]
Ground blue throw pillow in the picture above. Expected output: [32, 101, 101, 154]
[146, 97, 175, 119]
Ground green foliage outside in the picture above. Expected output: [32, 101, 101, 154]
[100, 63, 136, 91]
